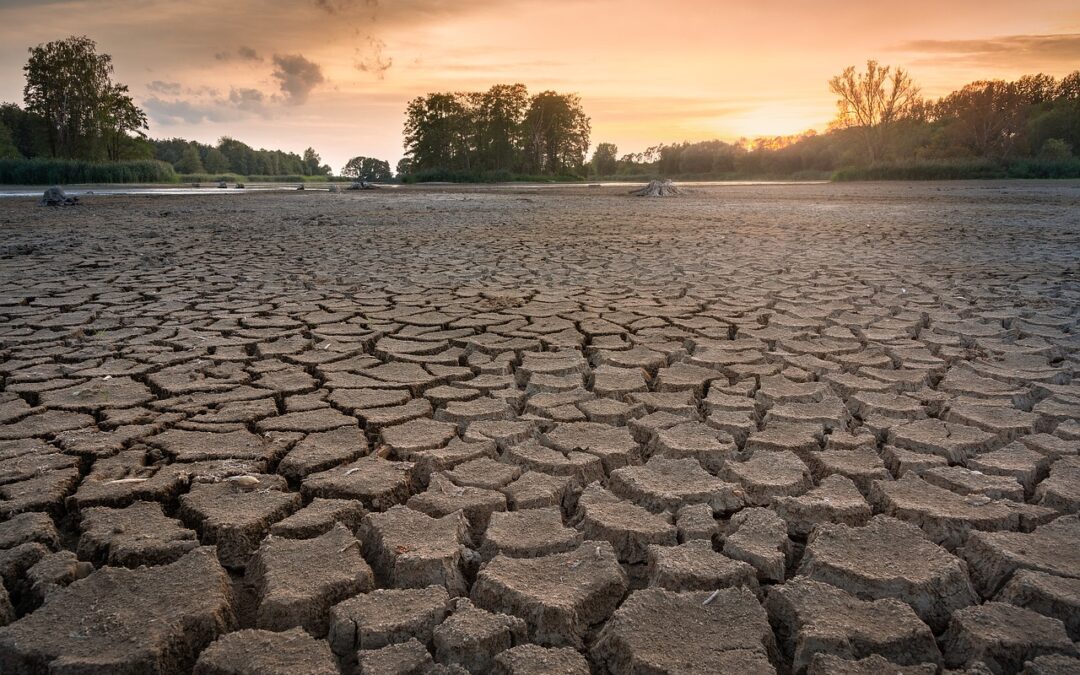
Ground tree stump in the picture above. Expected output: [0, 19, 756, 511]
[630, 180, 683, 197]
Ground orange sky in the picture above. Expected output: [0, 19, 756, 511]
[1, 0, 1078, 171]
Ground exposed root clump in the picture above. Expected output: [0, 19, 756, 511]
[630, 180, 683, 197]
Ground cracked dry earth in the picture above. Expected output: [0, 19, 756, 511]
[0, 181, 1078, 675]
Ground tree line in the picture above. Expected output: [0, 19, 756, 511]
[588, 63, 1080, 180]
[1, 35, 394, 183]
[400, 84, 591, 181]
[3, 36, 1078, 184]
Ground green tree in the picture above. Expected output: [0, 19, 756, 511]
[175, 144, 205, 173]
[0, 104, 49, 158]
[202, 146, 230, 173]
[1059, 71, 1080, 100]
[0, 120, 22, 159]
[523, 91, 590, 174]
[23, 36, 119, 158]
[100, 83, 148, 160]
[342, 156, 392, 180]
[395, 156, 413, 178]
[590, 142, 618, 176]
[935, 81, 1026, 158]
[1039, 138, 1073, 160]
[473, 84, 528, 171]
[829, 60, 920, 163]
[218, 137, 256, 174]
[403, 93, 473, 172]
[302, 147, 330, 175]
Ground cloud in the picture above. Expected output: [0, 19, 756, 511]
[271, 53, 325, 104]
[143, 97, 236, 124]
[893, 33, 1080, 69]
[147, 80, 182, 95]
[228, 87, 271, 114]
[144, 86, 274, 125]
[313, 0, 378, 15]
[215, 45, 264, 62]
[354, 36, 392, 78]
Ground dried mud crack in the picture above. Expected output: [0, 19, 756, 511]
[0, 181, 1079, 674]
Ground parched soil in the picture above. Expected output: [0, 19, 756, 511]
[0, 181, 1078, 674]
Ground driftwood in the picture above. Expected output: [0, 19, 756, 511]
[347, 180, 379, 191]
[40, 186, 79, 206]
[630, 179, 683, 197]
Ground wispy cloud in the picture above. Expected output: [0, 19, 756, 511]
[354, 36, 392, 79]
[893, 33, 1080, 69]
[215, 45, 263, 62]
[144, 86, 275, 124]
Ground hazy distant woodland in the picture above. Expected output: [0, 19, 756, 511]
[1, 36, 1078, 184]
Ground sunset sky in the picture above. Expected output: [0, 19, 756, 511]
[1, 0, 1078, 172]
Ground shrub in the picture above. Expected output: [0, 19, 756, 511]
[832, 160, 1007, 181]
[0, 158, 177, 184]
